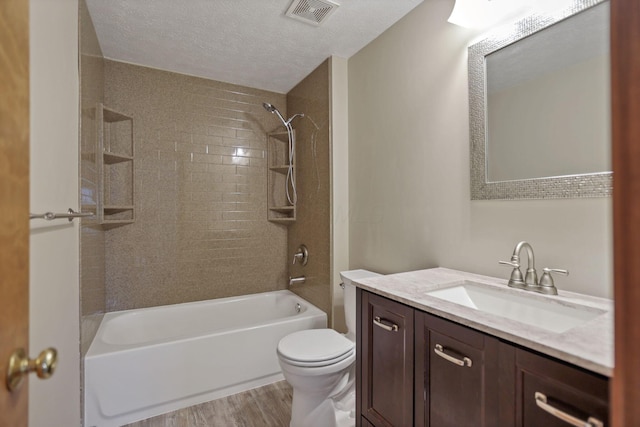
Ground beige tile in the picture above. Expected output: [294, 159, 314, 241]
[98, 60, 289, 310]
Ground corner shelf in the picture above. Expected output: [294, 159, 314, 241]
[267, 130, 296, 223]
[97, 103, 135, 228]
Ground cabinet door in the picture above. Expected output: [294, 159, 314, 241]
[512, 348, 609, 427]
[359, 290, 414, 427]
[415, 312, 500, 427]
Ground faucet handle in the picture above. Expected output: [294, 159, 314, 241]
[499, 260, 519, 268]
[537, 268, 568, 295]
[292, 245, 309, 266]
[499, 260, 526, 289]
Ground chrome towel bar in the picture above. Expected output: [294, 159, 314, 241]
[30, 208, 93, 222]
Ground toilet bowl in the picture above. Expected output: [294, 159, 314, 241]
[277, 269, 381, 427]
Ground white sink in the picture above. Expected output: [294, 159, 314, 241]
[426, 281, 604, 333]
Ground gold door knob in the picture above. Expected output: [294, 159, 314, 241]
[5, 347, 58, 391]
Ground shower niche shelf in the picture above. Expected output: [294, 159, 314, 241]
[267, 130, 296, 224]
[97, 103, 135, 228]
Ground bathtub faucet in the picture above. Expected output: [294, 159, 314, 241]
[289, 276, 306, 286]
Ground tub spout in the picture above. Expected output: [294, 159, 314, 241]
[289, 276, 306, 286]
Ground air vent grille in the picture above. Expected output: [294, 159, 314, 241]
[285, 0, 340, 26]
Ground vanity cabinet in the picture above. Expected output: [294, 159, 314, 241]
[356, 289, 609, 427]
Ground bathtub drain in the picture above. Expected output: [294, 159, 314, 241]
[295, 303, 301, 313]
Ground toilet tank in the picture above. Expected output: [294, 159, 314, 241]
[340, 269, 382, 340]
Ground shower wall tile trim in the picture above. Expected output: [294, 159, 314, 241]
[287, 60, 332, 318]
[80, 0, 106, 316]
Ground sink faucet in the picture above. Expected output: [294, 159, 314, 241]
[499, 241, 538, 290]
[499, 241, 569, 295]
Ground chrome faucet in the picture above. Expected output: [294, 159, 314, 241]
[499, 241, 568, 295]
[538, 268, 569, 295]
[289, 276, 306, 286]
[499, 241, 538, 290]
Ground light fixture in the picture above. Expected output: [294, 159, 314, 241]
[448, 0, 577, 29]
[447, 0, 530, 29]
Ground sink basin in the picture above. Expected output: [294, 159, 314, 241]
[426, 281, 604, 333]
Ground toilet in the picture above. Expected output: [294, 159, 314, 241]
[277, 269, 382, 427]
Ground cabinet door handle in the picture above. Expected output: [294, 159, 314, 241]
[373, 316, 399, 332]
[434, 344, 472, 367]
[534, 392, 604, 427]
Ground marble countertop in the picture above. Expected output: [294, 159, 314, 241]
[352, 267, 613, 377]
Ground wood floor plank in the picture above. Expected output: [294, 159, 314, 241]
[124, 381, 292, 427]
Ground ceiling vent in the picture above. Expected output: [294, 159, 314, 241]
[285, 0, 340, 26]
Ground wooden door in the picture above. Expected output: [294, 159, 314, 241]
[0, 0, 30, 425]
[611, 0, 640, 425]
[359, 290, 414, 427]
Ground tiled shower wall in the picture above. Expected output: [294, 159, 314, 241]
[287, 60, 331, 317]
[103, 60, 289, 310]
[79, 0, 106, 316]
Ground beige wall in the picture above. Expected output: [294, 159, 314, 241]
[103, 60, 289, 310]
[287, 60, 332, 318]
[348, 0, 613, 298]
[79, 0, 106, 316]
[29, 0, 81, 425]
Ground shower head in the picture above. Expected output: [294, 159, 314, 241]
[263, 102, 288, 127]
[262, 102, 277, 113]
[263, 102, 305, 127]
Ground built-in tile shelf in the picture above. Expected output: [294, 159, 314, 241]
[269, 165, 290, 174]
[103, 152, 133, 164]
[267, 130, 296, 223]
[97, 103, 135, 228]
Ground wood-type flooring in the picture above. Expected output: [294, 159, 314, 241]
[124, 381, 292, 427]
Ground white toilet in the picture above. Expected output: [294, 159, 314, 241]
[277, 269, 381, 427]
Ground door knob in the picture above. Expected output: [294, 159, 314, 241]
[5, 347, 58, 391]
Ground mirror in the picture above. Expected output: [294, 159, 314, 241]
[469, 0, 612, 200]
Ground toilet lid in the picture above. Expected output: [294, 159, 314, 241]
[277, 329, 354, 364]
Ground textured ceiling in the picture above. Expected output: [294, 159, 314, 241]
[85, 0, 424, 94]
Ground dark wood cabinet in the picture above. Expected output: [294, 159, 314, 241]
[500, 345, 609, 427]
[360, 416, 375, 427]
[358, 290, 414, 427]
[415, 312, 501, 427]
[357, 289, 610, 427]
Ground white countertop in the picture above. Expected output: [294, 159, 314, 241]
[352, 267, 614, 377]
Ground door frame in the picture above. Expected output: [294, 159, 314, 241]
[611, 0, 640, 425]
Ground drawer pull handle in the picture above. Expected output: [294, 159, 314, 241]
[534, 392, 604, 427]
[373, 316, 398, 332]
[434, 344, 472, 367]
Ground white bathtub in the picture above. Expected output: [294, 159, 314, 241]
[84, 290, 327, 427]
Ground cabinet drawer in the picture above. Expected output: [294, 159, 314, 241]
[515, 348, 608, 427]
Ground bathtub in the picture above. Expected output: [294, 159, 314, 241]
[84, 290, 327, 427]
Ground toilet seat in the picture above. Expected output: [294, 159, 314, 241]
[278, 329, 355, 368]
